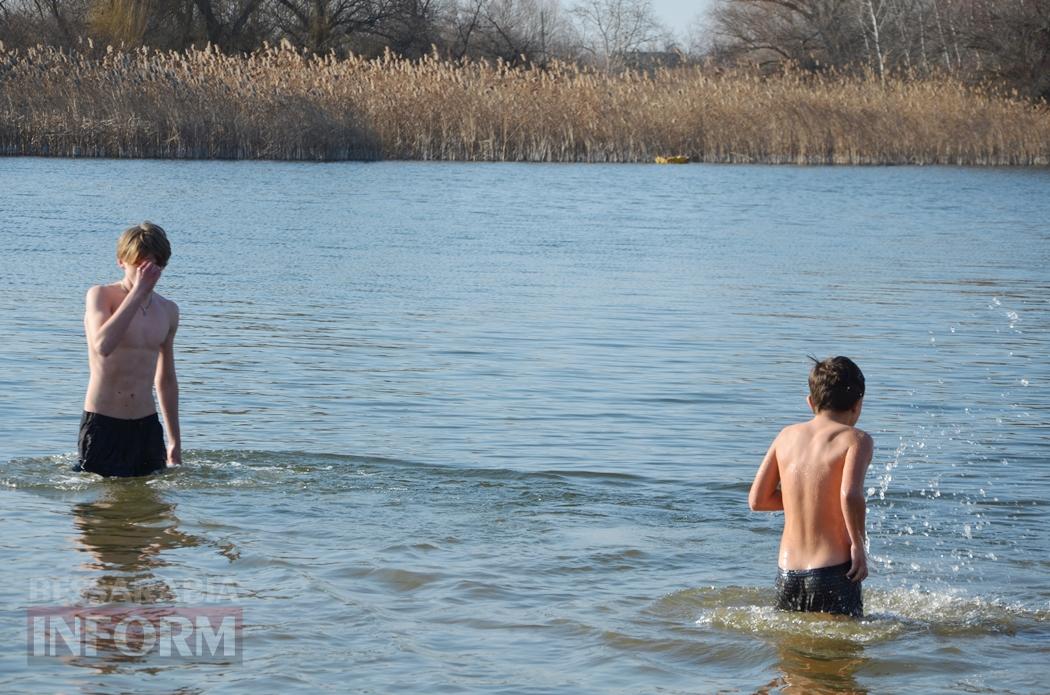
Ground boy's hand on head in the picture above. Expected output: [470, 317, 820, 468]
[135, 260, 162, 294]
[847, 544, 868, 582]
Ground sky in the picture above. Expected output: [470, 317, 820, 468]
[652, 0, 713, 30]
[651, 0, 715, 43]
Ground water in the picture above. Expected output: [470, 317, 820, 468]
[1, 159, 1048, 693]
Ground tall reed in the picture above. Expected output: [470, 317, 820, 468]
[2, 44, 1048, 164]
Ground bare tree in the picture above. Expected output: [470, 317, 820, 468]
[962, 0, 1050, 99]
[571, 0, 663, 69]
[436, 0, 572, 63]
[443, 0, 486, 57]
[88, 0, 219, 48]
[374, 0, 441, 57]
[267, 0, 399, 53]
[476, 0, 567, 63]
[23, 0, 90, 45]
[190, 0, 267, 50]
[705, 0, 855, 69]
[684, 11, 714, 61]
[859, 0, 886, 79]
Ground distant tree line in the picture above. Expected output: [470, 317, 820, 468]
[0, 0, 670, 68]
[705, 0, 1050, 99]
[1, 0, 1047, 97]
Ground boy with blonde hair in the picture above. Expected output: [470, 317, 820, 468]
[75, 222, 181, 476]
[749, 356, 873, 617]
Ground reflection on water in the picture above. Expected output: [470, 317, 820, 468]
[758, 635, 867, 695]
[73, 481, 202, 604]
[67, 481, 205, 672]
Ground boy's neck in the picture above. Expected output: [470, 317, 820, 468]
[813, 409, 856, 426]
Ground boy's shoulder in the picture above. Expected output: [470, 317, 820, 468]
[150, 292, 180, 328]
[84, 285, 178, 317]
[771, 421, 809, 451]
[776, 420, 871, 445]
[776, 420, 812, 438]
[86, 282, 118, 295]
[841, 422, 871, 439]
[851, 426, 874, 448]
[153, 291, 177, 310]
[85, 282, 121, 306]
[831, 424, 873, 453]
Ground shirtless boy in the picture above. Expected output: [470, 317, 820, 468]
[75, 222, 181, 477]
[749, 356, 873, 617]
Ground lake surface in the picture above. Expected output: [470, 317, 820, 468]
[1, 159, 1048, 693]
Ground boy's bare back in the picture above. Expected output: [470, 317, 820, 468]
[758, 418, 873, 573]
[749, 356, 873, 617]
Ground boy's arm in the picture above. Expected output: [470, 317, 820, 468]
[749, 437, 784, 512]
[85, 263, 161, 356]
[841, 431, 874, 581]
[155, 302, 181, 467]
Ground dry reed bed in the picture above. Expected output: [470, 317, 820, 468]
[2, 44, 1049, 164]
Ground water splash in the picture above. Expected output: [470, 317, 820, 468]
[669, 586, 1049, 645]
[990, 295, 1025, 335]
[869, 438, 907, 502]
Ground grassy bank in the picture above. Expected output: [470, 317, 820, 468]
[2, 44, 1049, 164]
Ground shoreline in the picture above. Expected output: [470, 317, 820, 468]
[3, 152, 1047, 167]
[4, 46, 1049, 167]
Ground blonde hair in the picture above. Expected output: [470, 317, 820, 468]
[117, 221, 171, 267]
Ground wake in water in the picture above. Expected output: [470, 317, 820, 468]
[657, 585, 1050, 645]
[1, 449, 653, 494]
[6, 440, 1046, 651]
[2, 450, 356, 493]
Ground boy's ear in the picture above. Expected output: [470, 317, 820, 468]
[850, 397, 864, 425]
[806, 394, 816, 413]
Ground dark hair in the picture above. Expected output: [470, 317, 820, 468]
[808, 356, 865, 412]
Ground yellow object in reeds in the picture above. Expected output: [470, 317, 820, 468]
[655, 155, 690, 164]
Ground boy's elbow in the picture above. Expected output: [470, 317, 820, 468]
[841, 490, 866, 508]
[747, 489, 760, 511]
[749, 493, 771, 512]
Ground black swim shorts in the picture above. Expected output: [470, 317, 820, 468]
[74, 411, 167, 477]
[774, 561, 863, 618]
